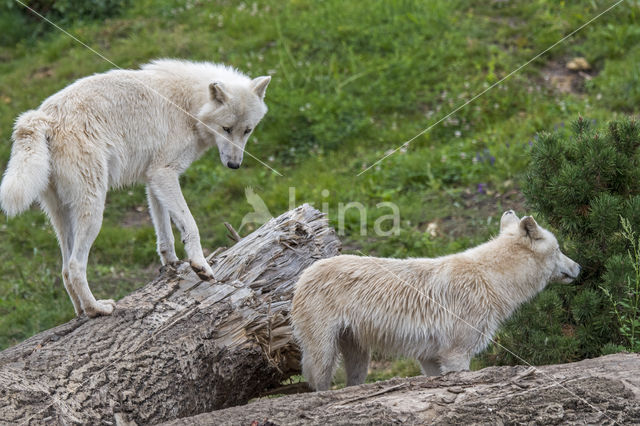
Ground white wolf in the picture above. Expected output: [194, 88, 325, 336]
[291, 211, 581, 391]
[0, 59, 271, 317]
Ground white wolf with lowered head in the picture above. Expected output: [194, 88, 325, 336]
[291, 210, 581, 391]
[0, 59, 271, 317]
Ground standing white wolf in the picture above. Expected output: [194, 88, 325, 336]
[0, 59, 271, 317]
[291, 211, 581, 391]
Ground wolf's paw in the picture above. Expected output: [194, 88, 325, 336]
[160, 260, 186, 274]
[85, 299, 116, 318]
[161, 252, 180, 265]
[190, 261, 216, 282]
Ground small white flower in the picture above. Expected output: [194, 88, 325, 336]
[426, 222, 438, 237]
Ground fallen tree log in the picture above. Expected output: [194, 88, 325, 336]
[0, 204, 340, 425]
[163, 353, 640, 425]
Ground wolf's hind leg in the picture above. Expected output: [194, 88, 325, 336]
[439, 352, 471, 374]
[300, 328, 339, 391]
[67, 192, 115, 317]
[146, 168, 214, 280]
[41, 189, 83, 315]
[338, 328, 370, 387]
[146, 186, 179, 265]
[418, 358, 441, 376]
[310, 345, 339, 391]
[301, 349, 318, 391]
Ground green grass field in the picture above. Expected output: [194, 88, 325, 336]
[1, 0, 639, 385]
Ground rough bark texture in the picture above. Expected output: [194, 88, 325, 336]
[164, 353, 640, 426]
[0, 204, 340, 425]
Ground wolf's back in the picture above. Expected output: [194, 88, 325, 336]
[0, 109, 52, 217]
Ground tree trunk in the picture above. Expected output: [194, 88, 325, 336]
[162, 353, 640, 425]
[0, 204, 340, 425]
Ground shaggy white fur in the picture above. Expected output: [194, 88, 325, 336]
[291, 211, 581, 391]
[0, 59, 270, 317]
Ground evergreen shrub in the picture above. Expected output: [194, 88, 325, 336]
[494, 117, 640, 364]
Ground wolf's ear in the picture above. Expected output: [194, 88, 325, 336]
[520, 216, 542, 240]
[209, 82, 228, 103]
[251, 76, 271, 99]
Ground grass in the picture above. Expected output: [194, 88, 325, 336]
[1, 0, 639, 385]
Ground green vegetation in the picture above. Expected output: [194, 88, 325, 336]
[602, 218, 640, 353]
[1, 0, 639, 385]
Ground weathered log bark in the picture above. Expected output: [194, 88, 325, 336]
[0, 204, 340, 425]
[163, 353, 640, 425]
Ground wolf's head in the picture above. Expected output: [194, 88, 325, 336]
[499, 210, 581, 284]
[197, 76, 271, 169]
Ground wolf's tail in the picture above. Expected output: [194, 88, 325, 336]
[0, 110, 52, 217]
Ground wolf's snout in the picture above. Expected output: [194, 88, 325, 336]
[562, 262, 582, 282]
[227, 161, 240, 169]
[572, 262, 582, 278]
[574, 264, 582, 280]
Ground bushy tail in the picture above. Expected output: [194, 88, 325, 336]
[0, 110, 52, 217]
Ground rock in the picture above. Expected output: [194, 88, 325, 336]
[566, 57, 591, 71]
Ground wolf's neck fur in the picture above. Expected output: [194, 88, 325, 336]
[435, 236, 552, 321]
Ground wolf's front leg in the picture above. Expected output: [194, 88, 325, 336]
[146, 186, 179, 265]
[147, 168, 215, 281]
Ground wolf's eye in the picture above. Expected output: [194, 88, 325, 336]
[222, 126, 232, 134]
[244, 128, 252, 135]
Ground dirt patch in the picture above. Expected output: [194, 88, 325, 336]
[30, 66, 54, 81]
[121, 206, 151, 227]
[542, 58, 595, 95]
